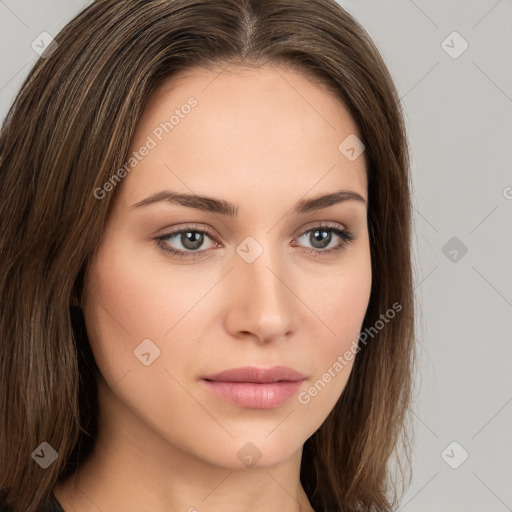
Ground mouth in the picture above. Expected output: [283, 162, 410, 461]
[201, 366, 306, 409]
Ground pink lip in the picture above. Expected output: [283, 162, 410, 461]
[201, 366, 306, 409]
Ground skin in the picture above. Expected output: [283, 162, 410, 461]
[54, 63, 372, 512]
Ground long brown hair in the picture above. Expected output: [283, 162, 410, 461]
[0, 1, 416, 510]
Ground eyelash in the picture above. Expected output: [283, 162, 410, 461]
[154, 222, 355, 260]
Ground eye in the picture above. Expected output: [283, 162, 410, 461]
[154, 221, 355, 260]
[154, 224, 219, 260]
[292, 221, 355, 256]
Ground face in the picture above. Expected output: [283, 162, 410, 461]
[83, 64, 371, 470]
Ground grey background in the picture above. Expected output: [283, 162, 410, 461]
[1, 1, 511, 510]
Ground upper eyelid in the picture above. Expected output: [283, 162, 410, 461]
[296, 220, 347, 233]
[159, 220, 348, 238]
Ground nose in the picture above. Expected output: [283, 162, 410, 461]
[224, 244, 296, 344]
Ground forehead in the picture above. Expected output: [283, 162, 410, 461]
[122, 64, 367, 206]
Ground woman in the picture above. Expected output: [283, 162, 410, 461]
[0, 1, 416, 511]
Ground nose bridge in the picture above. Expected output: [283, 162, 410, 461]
[228, 234, 295, 341]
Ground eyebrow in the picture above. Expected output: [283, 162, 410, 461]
[130, 189, 367, 215]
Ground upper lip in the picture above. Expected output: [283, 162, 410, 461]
[202, 366, 306, 383]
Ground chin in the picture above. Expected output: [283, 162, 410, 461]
[185, 432, 305, 470]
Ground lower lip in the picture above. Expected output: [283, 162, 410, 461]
[201, 379, 304, 409]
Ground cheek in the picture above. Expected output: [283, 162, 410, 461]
[80, 240, 219, 449]
[81, 232, 225, 397]
[309, 241, 372, 347]
[83, 235, 200, 343]
[297, 246, 371, 408]
[80, 236, 170, 384]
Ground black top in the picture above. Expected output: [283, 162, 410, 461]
[0, 492, 64, 512]
[44, 493, 65, 512]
